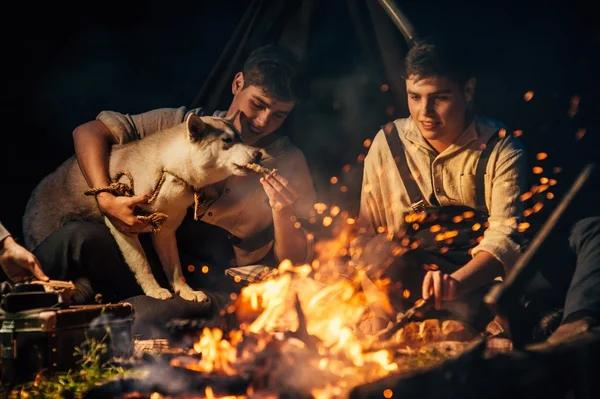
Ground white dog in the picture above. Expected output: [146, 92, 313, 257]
[22, 112, 262, 302]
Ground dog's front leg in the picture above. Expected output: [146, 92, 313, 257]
[105, 217, 172, 299]
[152, 229, 208, 302]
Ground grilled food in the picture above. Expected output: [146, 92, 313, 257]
[245, 163, 274, 176]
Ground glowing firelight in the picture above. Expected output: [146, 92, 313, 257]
[314, 203, 328, 214]
[330, 206, 341, 217]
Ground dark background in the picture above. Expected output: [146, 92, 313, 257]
[1, 0, 598, 240]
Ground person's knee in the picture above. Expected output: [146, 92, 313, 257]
[33, 221, 113, 265]
[569, 217, 600, 249]
[41, 221, 118, 265]
[62, 221, 114, 251]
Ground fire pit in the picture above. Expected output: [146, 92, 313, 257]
[84, 257, 485, 399]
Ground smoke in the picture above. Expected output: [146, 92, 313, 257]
[88, 308, 135, 360]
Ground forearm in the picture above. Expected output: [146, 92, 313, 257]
[73, 120, 115, 188]
[272, 207, 309, 265]
[450, 250, 504, 294]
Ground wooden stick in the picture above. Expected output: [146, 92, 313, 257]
[485, 163, 596, 348]
[30, 280, 76, 289]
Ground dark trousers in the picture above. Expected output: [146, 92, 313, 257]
[522, 216, 600, 328]
[563, 217, 600, 320]
[32, 220, 243, 305]
[533, 216, 600, 322]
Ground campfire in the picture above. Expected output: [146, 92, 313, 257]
[85, 214, 482, 399]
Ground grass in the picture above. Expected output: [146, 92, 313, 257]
[1, 333, 131, 399]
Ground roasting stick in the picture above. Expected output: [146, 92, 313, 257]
[376, 296, 434, 341]
[362, 297, 434, 353]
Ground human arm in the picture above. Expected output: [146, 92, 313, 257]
[72, 107, 193, 235]
[0, 222, 49, 282]
[422, 137, 528, 306]
[73, 119, 151, 235]
[422, 251, 504, 309]
[260, 153, 316, 265]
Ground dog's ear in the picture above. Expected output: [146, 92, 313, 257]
[224, 110, 239, 125]
[185, 112, 206, 142]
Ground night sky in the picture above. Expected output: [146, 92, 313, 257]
[1, 0, 598, 240]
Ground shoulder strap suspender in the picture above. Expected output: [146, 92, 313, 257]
[383, 122, 426, 212]
[474, 130, 502, 213]
[383, 122, 503, 214]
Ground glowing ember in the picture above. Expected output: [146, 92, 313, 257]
[330, 206, 341, 217]
[314, 203, 328, 215]
[568, 95, 580, 118]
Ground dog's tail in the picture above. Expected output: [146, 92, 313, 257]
[71, 277, 95, 305]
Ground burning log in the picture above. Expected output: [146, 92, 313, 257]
[364, 318, 479, 353]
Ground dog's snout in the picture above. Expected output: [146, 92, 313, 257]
[252, 150, 262, 163]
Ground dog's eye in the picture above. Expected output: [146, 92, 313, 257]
[222, 137, 234, 144]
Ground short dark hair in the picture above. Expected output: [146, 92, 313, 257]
[404, 36, 474, 88]
[242, 44, 308, 103]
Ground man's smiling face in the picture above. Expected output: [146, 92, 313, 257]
[228, 72, 296, 146]
[406, 75, 474, 146]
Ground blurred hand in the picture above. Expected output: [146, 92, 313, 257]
[0, 236, 49, 282]
[422, 270, 459, 310]
[96, 192, 153, 236]
[260, 171, 299, 212]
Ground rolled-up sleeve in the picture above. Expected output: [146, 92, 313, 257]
[471, 136, 527, 274]
[96, 106, 192, 144]
[357, 130, 387, 236]
[0, 221, 11, 243]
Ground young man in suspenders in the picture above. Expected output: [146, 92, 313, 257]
[355, 36, 528, 332]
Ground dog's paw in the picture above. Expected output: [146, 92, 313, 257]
[146, 287, 173, 300]
[181, 290, 209, 302]
[175, 284, 209, 302]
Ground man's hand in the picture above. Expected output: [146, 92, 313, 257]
[260, 171, 299, 212]
[422, 270, 459, 310]
[96, 192, 153, 236]
[0, 236, 49, 282]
